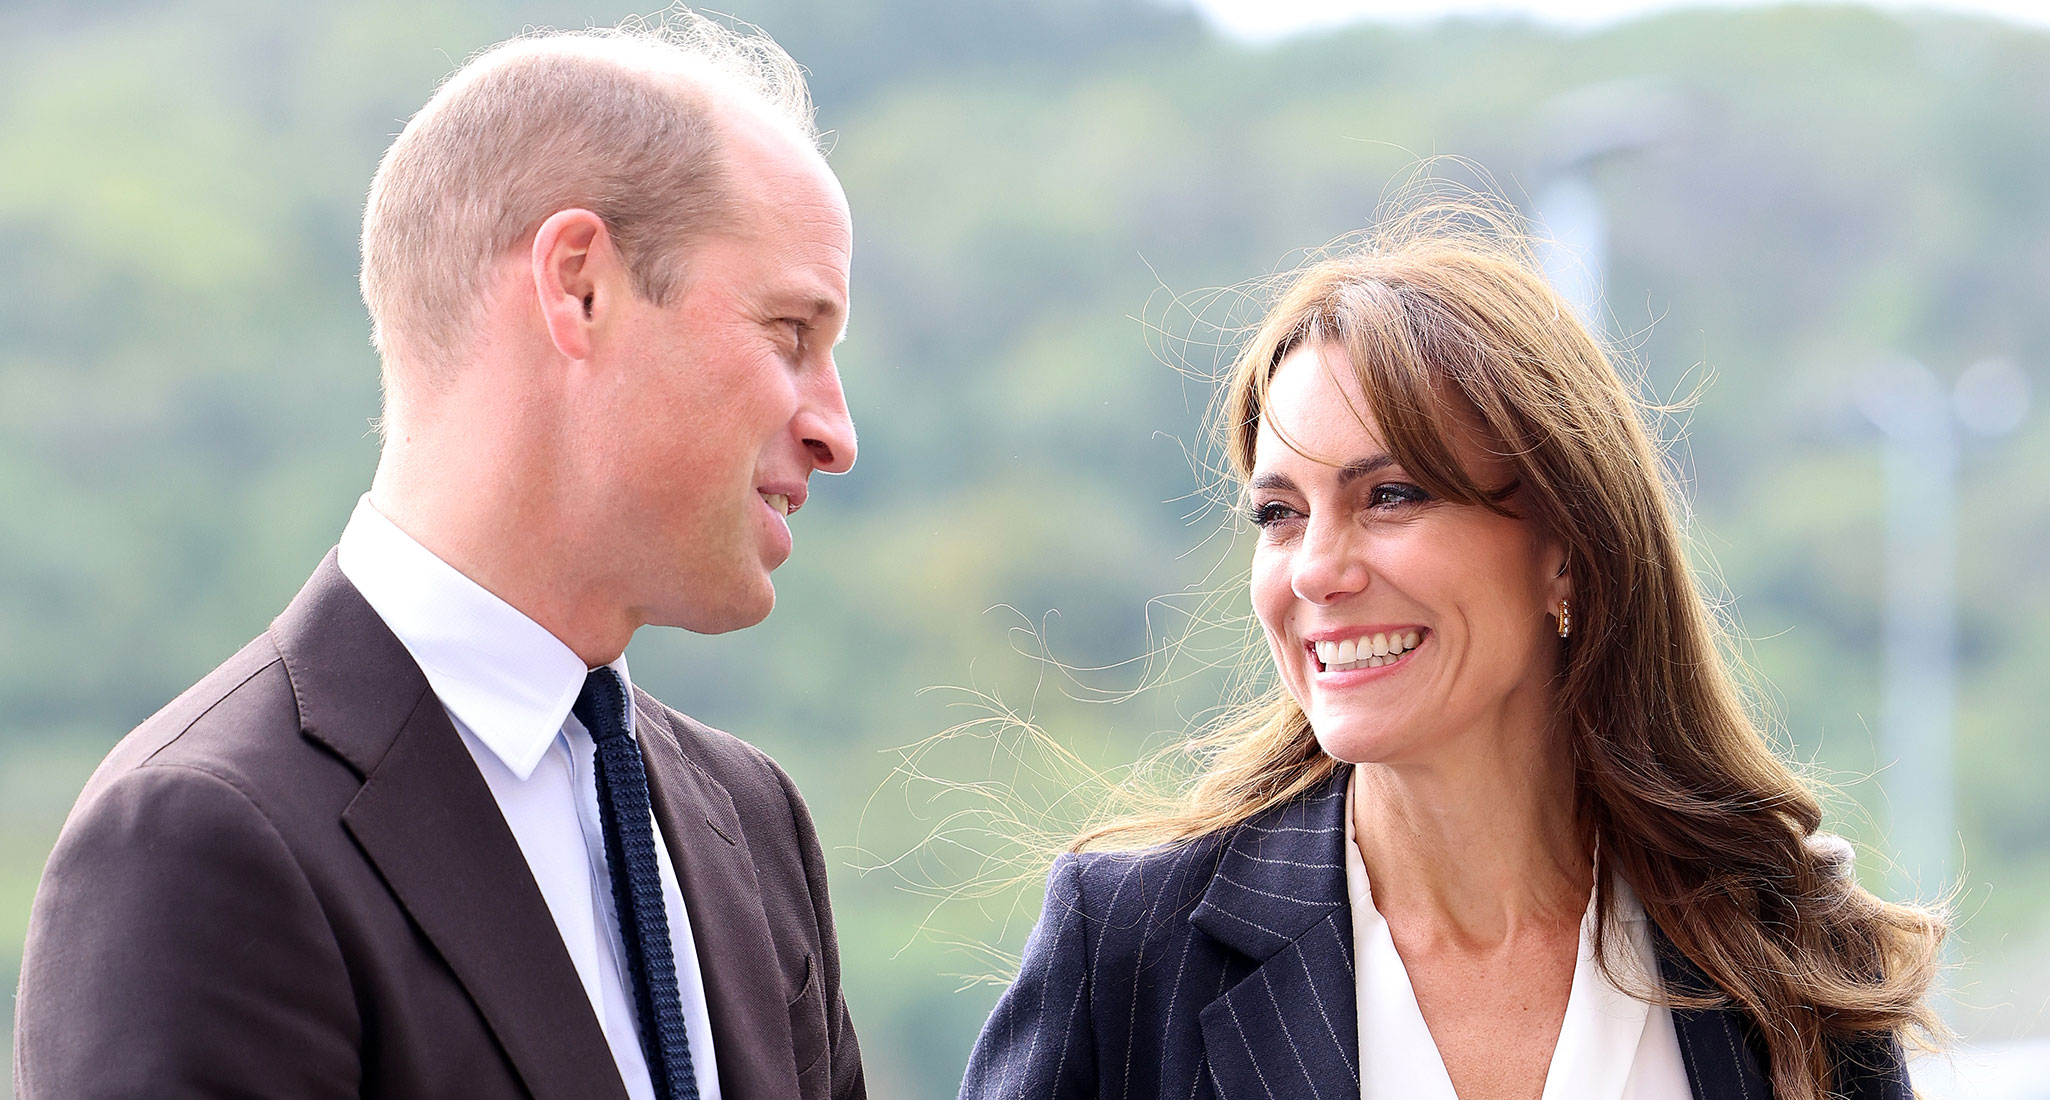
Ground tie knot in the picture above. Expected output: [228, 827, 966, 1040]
[573, 667, 633, 744]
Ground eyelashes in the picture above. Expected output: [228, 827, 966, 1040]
[1244, 501, 1300, 528]
[1243, 482, 1435, 529]
[1366, 483, 1432, 508]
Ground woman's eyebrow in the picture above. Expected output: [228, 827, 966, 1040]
[1335, 454, 1398, 485]
[1246, 472, 1298, 494]
[1248, 454, 1397, 496]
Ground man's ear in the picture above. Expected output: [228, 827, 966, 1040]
[532, 208, 617, 361]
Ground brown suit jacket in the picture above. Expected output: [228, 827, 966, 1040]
[14, 553, 865, 1100]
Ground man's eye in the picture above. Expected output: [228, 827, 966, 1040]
[775, 318, 808, 346]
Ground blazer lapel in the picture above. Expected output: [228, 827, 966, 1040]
[634, 696, 801, 1100]
[1192, 766, 1359, 1100]
[1654, 926, 1774, 1100]
[1172, 757, 1781, 1100]
[276, 553, 628, 1100]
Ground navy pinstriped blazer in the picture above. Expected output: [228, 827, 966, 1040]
[960, 765, 1913, 1100]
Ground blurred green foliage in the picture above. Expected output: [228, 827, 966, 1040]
[3, 0, 2049, 1095]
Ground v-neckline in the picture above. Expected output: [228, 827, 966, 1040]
[1344, 776, 1655, 1100]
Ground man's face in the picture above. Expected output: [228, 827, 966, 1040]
[596, 120, 855, 635]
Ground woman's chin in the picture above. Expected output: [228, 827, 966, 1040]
[1309, 720, 1420, 767]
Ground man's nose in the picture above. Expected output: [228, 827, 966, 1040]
[798, 364, 857, 474]
[1290, 514, 1369, 605]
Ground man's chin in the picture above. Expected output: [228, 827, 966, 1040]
[661, 581, 775, 636]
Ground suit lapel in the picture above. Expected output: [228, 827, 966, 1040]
[1192, 767, 1359, 1100]
[275, 553, 627, 1100]
[634, 695, 801, 1100]
[1170, 753, 1783, 1100]
[1654, 926, 1774, 1100]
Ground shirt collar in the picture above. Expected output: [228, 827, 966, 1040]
[335, 494, 632, 780]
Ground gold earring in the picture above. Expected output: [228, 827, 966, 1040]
[1557, 599, 1572, 639]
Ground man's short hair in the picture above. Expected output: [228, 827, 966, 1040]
[359, 11, 817, 391]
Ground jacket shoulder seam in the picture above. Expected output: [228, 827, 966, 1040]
[139, 651, 290, 767]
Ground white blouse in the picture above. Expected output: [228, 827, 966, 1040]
[1344, 773, 1693, 1100]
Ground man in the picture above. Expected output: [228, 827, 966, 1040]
[14, 14, 863, 1100]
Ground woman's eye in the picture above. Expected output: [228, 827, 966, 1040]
[1246, 501, 1302, 528]
[1367, 483, 1432, 509]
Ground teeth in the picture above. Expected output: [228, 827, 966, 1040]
[762, 493, 791, 516]
[1315, 630, 1424, 673]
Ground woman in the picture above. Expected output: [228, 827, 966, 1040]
[958, 204, 1944, 1100]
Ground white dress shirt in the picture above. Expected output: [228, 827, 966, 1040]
[1345, 770, 1691, 1100]
[337, 496, 721, 1100]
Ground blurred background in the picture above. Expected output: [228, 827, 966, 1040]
[4, 0, 2048, 1095]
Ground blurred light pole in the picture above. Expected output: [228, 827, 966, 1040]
[1530, 77, 1679, 332]
[1856, 357, 2031, 902]
[1535, 174, 1606, 327]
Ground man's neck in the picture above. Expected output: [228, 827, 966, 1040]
[368, 440, 636, 669]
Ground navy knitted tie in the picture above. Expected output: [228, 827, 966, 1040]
[573, 668, 700, 1100]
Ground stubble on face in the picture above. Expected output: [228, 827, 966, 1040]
[599, 114, 855, 637]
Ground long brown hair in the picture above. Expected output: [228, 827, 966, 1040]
[1077, 196, 1944, 1100]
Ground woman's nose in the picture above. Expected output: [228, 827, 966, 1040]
[1290, 515, 1369, 605]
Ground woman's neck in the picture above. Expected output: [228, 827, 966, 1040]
[1349, 726, 1589, 948]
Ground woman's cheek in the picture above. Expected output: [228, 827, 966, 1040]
[1250, 556, 1293, 654]
[1248, 563, 1283, 633]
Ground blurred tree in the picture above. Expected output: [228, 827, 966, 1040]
[3, 1, 2048, 1095]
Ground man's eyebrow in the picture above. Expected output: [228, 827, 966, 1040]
[790, 295, 842, 322]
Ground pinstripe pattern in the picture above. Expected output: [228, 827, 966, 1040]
[959, 764, 1915, 1100]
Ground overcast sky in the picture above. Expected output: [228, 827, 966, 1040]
[1187, 0, 2050, 41]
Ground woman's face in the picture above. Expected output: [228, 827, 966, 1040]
[1247, 343, 1569, 767]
